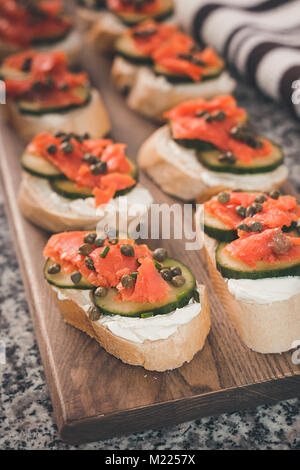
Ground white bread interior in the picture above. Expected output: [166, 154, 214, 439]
[126, 67, 236, 121]
[5, 88, 111, 142]
[111, 56, 142, 93]
[87, 11, 126, 53]
[138, 125, 287, 202]
[18, 172, 152, 233]
[203, 232, 300, 354]
[51, 284, 211, 371]
[76, 7, 106, 30]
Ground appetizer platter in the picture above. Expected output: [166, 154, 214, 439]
[0, 21, 299, 444]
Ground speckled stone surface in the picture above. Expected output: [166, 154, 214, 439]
[0, 82, 300, 450]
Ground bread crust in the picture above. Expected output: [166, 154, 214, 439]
[18, 173, 151, 233]
[138, 125, 288, 202]
[127, 68, 236, 121]
[203, 232, 300, 354]
[51, 285, 211, 371]
[5, 89, 111, 142]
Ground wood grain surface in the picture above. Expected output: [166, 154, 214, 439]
[0, 51, 299, 445]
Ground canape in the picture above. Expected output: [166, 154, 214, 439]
[84, 0, 175, 52]
[43, 232, 211, 371]
[200, 190, 300, 353]
[138, 95, 288, 199]
[112, 23, 235, 120]
[18, 131, 153, 232]
[1, 50, 111, 141]
[0, 0, 81, 64]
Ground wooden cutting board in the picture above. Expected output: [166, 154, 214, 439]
[0, 51, 299, 445]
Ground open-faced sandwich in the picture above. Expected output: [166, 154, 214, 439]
[112, 23, 235, 121]
[201, 190, 300, 354]
[43, 232, 210, 371]
[0, 0, 81, 63]
[18, 131, 153, 232]
[138, 95, 288, 200]
[1, 50, 111, 141]
[83, 0, 175, 52]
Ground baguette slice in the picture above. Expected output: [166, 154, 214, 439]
[76, 7, 106, 31]
[203, 232, 300, 354]
[138, 125, 288, 202]
[18, 172, 153, 232]
[50, 284, 211, 371]
[0, 29, 81, 65]
[5, 88, 111, 142]
[111, 56, 143, 94]
[127, 67, 236, 121]
[87, 11, 127, 53]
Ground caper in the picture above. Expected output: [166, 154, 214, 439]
[246, 205, 256, 217]
[47, 263, 61, 275]
[171, 275, 186, 288]
[254, 194, 267, 203]
[21, 57, 32, 72]
[83, 133, 90, 140]
[213, 111, 226, 121]
[170, 266, 182, 277]
[250, 221, 263, 232]
[153, 248, 168, 262]
[61, 141, 74, 154]
[160, 268, 172, 281]
[252, 202, 263, 213]
[236, 205, 246, 218]
[237, 223, 250, 232]
[94, 286, 108, 297]
[84, 232, 97, 244]
[217, 192, 230, 204]
[46, 144, 57, 155]
[83, 153, 98, 164]
[120, 244, 135, 257]
[270, 190, 280, 200]
[195, 110, 209, 119]
[89, 306, 101, 322]
[90, 161, 107, 175]
[121, 275, 134, 289]
[94, 235, 106, 248]
[71, 271, 82, 284]
[85, 257, 95, 270]
[78, 243, 93, 256]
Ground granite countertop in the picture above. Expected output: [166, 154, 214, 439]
[0, 82, 300, 450]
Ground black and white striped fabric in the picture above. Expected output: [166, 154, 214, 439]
[176, 0, 300, 118]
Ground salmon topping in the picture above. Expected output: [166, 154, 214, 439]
[128, 21, 178, 56]
[3, 50, 88, 107]
[224, 228, 300, 267]
[0, 1, 71, 48]
[165, 96, 273, 163]
[108, 0, 161, 14]
[44, 232, 170, 303]
[27, 133, 136, 206]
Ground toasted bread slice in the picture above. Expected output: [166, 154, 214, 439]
[50, 284, 211, 371]
[138, 125, 288, 201]
[5, 89, 111, 142]
[203, 232, 300, 354]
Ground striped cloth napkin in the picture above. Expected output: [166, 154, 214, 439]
[176, 0, 300, 118]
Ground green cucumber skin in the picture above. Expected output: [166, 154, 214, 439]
[17, 92, 91, 116]
[116, 50, 153, 66]
[173, 138, 216, 151]
[216, 243, 300, 280]
[44, 259, 93, 290]
[50, 179, 138, 200]
[154, 70, 222, 84]
[204, 225, 237, 243]
[32, 29, 71, 46]
[198, 153, 284, 175]
[93, 288, 195, 318]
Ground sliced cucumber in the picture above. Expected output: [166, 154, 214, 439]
[21, 152, 64, 179]
[32, 28, 71, 46]
[50, 158, 138, 200]
[216, 242, 300, 280]
[204, 212, 237, 242]
[115, 0, 174, 25]
[154, 63, 224, 84]
[93, 258, 196, 317]
[17, 86, 91, 116]
[0, 65, 31, 81]
[115, 34, 153, 65]
[198, 142, 284, 175]
[44, 258, 93, 289]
